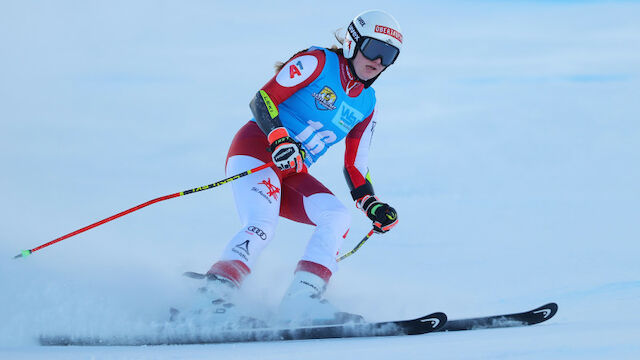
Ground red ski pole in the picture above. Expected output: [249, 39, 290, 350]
[13, 162, 274, 259]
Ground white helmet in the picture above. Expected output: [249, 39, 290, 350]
[343, 10, 403, 66]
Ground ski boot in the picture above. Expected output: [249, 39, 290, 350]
[170, 272, 262, 329]
[278, 271, 364, 326]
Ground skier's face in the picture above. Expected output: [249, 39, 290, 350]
[353, 50, 386, 81]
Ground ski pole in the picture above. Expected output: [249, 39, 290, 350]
[337, 229, 375, 262]
[13, 162, 275, 259]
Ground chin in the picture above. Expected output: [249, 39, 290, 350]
[356, 72, 375, 82]
[364, 73, 380, 81]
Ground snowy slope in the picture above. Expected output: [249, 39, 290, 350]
[1, 0, 639, 359]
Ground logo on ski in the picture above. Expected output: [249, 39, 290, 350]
[533, 308, 552, 318]
[420, 317, 441, 328]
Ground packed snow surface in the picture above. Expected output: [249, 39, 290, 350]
[1, 0, 639, 359]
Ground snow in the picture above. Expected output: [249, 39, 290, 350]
[1, 0, 639, 358]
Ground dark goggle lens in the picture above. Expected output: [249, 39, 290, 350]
[360, 37, 399, 66]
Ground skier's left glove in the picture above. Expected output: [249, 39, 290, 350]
[357, 195, 398, 233]
[268, 127, 306, 172]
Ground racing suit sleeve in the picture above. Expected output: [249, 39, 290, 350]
[344, 107, 377, 200]
[250, 49, 326, 136]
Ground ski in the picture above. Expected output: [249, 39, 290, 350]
[39, 312, 447, 346]
[438, 302, 558, 332]
[38, 303, 557, 346]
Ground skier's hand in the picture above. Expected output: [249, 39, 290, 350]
[268, 127, 306, 172]
[357, 195, 398, 233]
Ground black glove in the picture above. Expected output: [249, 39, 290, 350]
[357, 195, 398, 233]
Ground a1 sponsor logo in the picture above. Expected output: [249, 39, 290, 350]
[276, 55, 318, 87]
[289, 61, 302, 78]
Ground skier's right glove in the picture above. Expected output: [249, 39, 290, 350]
[268, 127, 306, 173]
[357, 195, 398, 233]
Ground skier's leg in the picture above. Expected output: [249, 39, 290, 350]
[278, 173, 359, 323]
[207, 155, 281, 286]
[280, 172, 350, 280]
[299, 192, 351, 276]
[179, 121, 286, 322]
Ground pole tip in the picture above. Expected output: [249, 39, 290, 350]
[13, 250, 31, 259]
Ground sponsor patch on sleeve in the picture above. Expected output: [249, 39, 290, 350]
[275, 54, 319, 87]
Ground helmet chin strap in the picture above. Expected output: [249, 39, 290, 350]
[346, 56, 384, 89]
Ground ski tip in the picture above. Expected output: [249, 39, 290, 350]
[532, 302, 558, 321]
[13, 250, 31, 259]
[416, 312, 448, 332]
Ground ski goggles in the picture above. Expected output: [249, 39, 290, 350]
[359, 37, 400, 66]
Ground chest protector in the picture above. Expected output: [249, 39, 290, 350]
[277, 47, 376, 166]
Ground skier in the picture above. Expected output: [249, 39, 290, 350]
[193, 10, 402, 324]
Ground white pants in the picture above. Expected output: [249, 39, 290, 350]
[218, 155, 350, 276]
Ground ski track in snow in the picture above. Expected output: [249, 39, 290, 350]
[1, 0, 639, 359]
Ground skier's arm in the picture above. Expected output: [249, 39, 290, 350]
[250, 90, 283, 136]
[344, 108, 398, 233]
[344, 109, 376, 200]
[249, 91, 305, 172]
[250, 49, 326, 136]
[249, 49, 326, 172]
